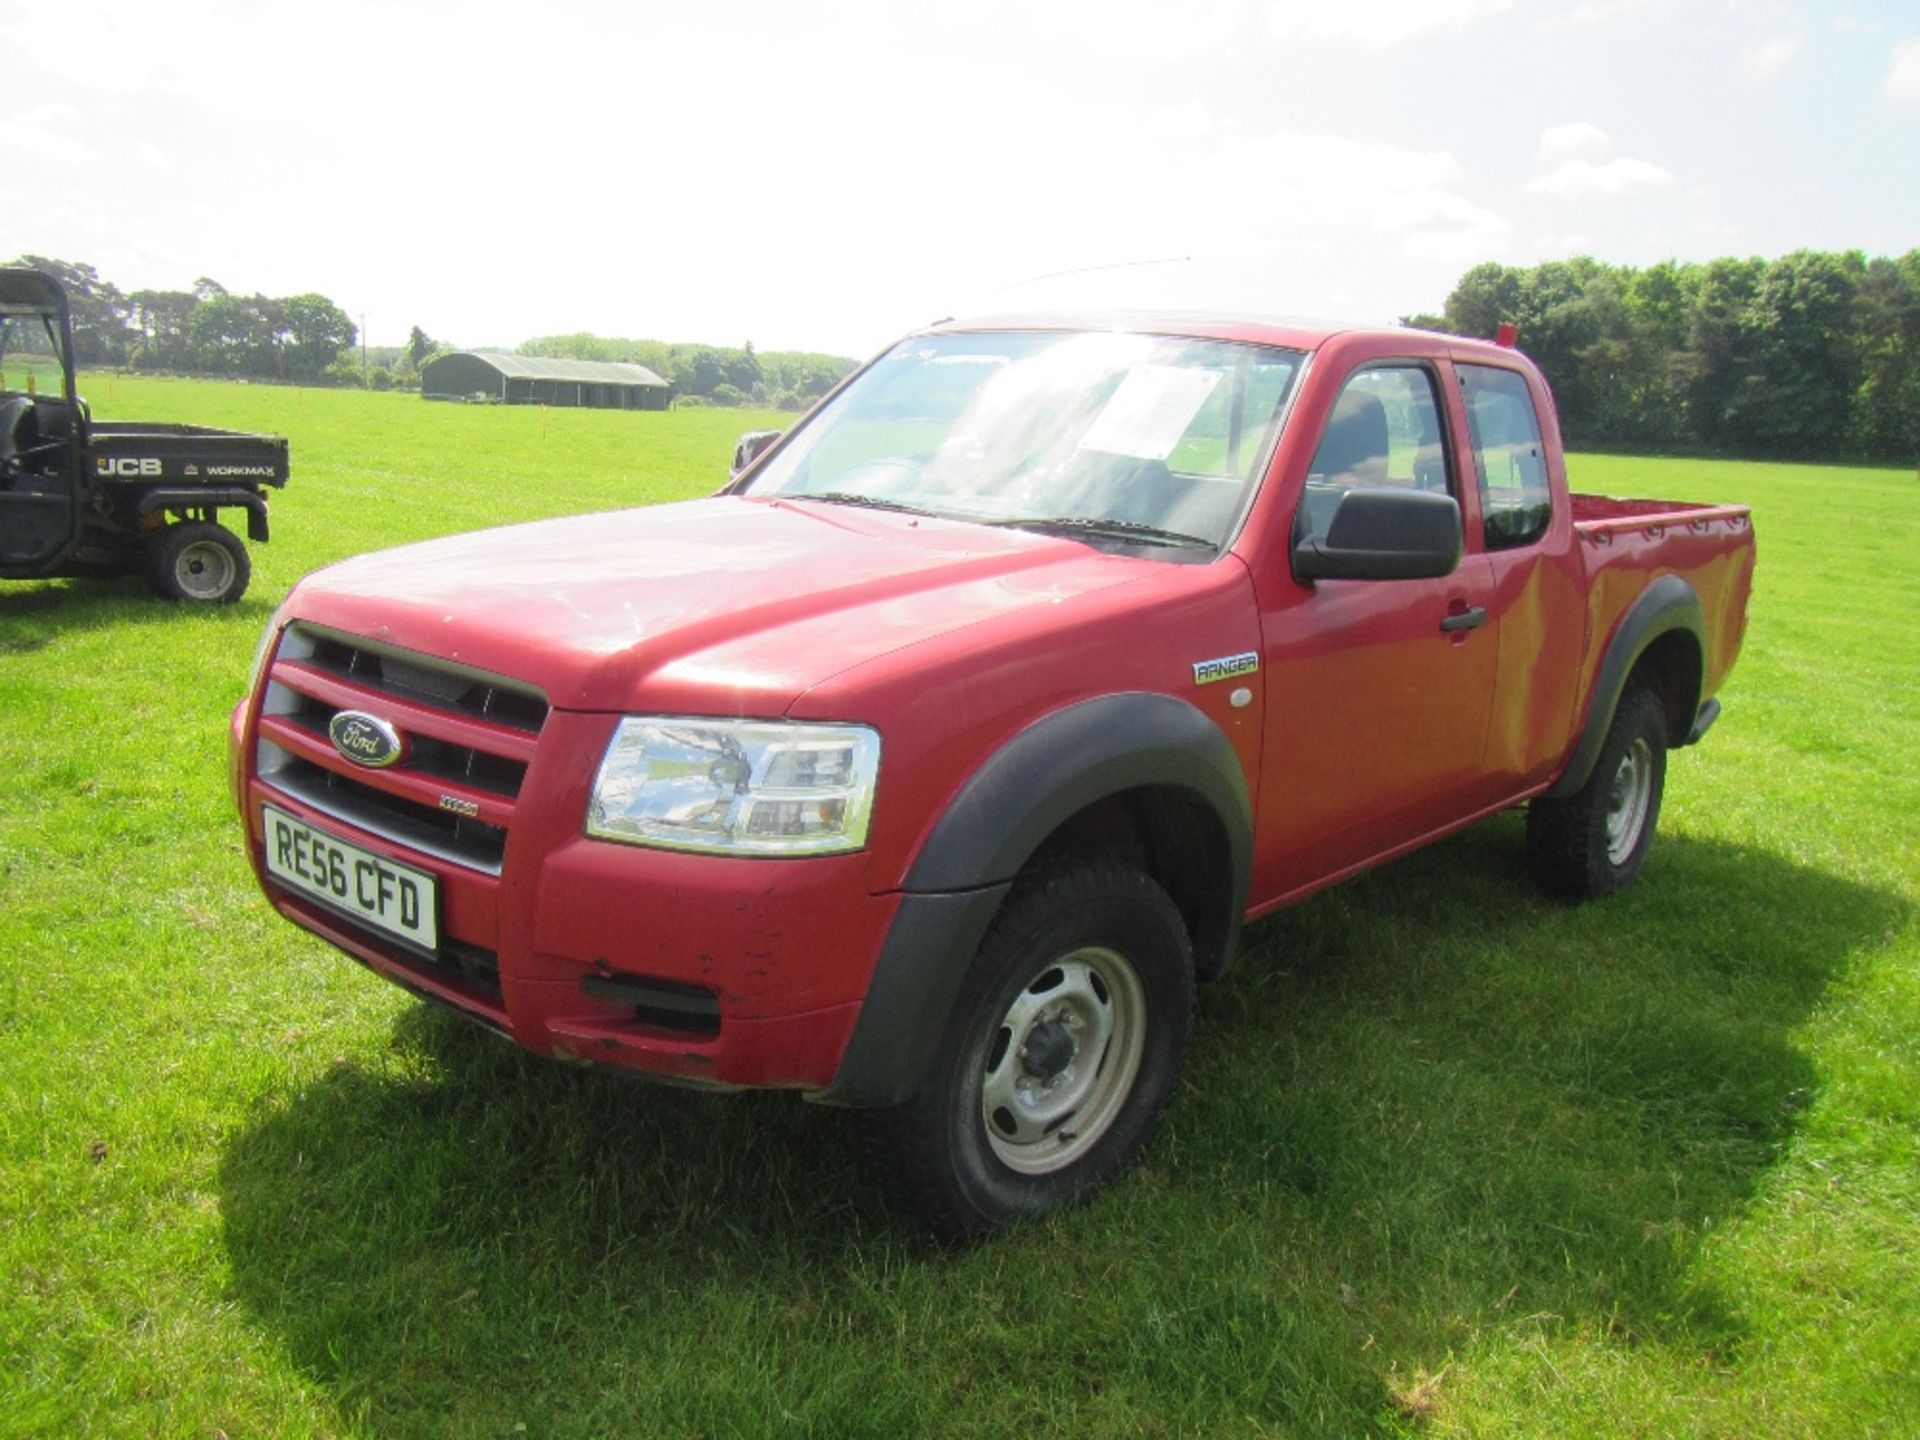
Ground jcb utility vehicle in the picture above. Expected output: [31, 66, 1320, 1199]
[1, 267, 288, 604]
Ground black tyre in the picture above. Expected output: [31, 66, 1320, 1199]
[1528, 682, 1668, 900]
[862, 857, 1194, 1239]
[145, 521, 251, 604]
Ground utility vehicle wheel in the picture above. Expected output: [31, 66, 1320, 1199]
[146, 522, 250, 604]
[863, 858, 1194, 1239]
[1528, 682, 1668, 900]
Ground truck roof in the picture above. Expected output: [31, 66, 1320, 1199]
[925, 310, 1516, 362]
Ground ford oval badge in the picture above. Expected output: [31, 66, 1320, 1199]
[329, 710, 406, 768]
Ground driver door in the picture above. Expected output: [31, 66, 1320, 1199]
[1251, 361, 1498, 899]
[0, 276, 83, 572]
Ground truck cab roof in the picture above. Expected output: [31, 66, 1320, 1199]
[922, 310, 1519, 364]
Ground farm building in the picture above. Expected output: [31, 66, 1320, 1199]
[420, 351, 671, 409]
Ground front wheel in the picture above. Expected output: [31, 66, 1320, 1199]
[1527, 682, 1669, 900]
[861, 858, 1194, 1239]
[145, 521, 251, 604]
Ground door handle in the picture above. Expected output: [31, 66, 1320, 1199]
[1439, 605, 1487, 634]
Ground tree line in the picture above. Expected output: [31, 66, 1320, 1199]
[1406, 249, 1920, 463]
[518, 333, 855, 409]
[10, 256, 858, 406]
[12, 255, 360, 386]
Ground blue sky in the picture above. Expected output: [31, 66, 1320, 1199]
[1, 0, 1915, 356]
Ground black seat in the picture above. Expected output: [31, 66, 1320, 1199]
[1310, 389, 1390, 484]
[0, 395, 38, 487]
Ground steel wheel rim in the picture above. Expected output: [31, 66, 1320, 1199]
[980, 944, 1146, 1175]
[175, 539, 234, 600]
[1605, 737, 1654, 865]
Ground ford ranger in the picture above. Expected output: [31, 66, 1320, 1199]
[230, 314, 1754, 1235]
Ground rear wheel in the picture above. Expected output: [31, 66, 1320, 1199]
[1528, 682, 1668, 900]
[861, 858, 1194, 1239]
[145, 521, 250, 604]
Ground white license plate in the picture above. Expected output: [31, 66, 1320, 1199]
[262, 804, 439, 951]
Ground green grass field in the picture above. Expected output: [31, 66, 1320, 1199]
[2, 376, 1915, 1437]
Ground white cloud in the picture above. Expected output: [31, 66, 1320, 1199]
[1268, 0, 1512, 48]
[1889, 37, 1920, 103]
[1742, 35, 1800, 80]
[1538, 121, 1613, 164]
[1527, 123, 1673, 198]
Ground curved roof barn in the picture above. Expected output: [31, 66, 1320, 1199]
[421, 350, 671, 409]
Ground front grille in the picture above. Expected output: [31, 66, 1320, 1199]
[277, 693, 527, 797]
[255, 623, 547, 876]
[303, 631, 549, 732]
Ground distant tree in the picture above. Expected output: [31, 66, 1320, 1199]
[1736, 250, 1864, 456]
[1684, 257, 1767, 452]
[1851, 251, 1920, 462]
[406, 325, 436, 370]
[1437, 262, 1529, 339]
[127, 288, 196, 371]
[274, 294, 353, 381]
[185, 293, 249, 374]
[682, 347, 730, 397]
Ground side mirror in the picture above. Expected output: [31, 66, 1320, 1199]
[731, 429, 782, 477]
[1292, 488, 1462, 582]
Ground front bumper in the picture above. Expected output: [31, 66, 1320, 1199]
[232, 700, 899, 1092]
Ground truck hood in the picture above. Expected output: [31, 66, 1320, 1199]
[289, 495, 1153, 713]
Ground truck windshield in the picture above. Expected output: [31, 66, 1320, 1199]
[0, 310, 64, 397]
[742, 330, 1304, 551]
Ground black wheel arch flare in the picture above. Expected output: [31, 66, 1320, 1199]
[817, 692, 1253, 1108]
[1546, 573, 1706, 800]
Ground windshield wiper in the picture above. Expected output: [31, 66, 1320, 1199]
[981, 515, 1216, 550]
[791, 491, 944, 518]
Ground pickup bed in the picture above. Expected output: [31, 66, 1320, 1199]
[231, 314, 1754, 1235]
[88, 420, 288, 488]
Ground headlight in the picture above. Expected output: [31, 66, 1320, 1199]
[586, 718, 881, 856]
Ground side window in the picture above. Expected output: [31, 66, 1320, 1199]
[1459, 365, 1551, 550]
[1297, 366, 1449, 544]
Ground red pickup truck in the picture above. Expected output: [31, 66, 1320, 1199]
[230, 315, 1754, 1235]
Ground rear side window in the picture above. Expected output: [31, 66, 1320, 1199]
[1297, 366, 1450, 545]
[1459, 365, 1551, 550]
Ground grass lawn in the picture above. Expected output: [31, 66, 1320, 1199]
[1, 377, 1915, 1437]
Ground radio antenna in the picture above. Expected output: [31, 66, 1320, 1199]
[987, 255, 1193, 299]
